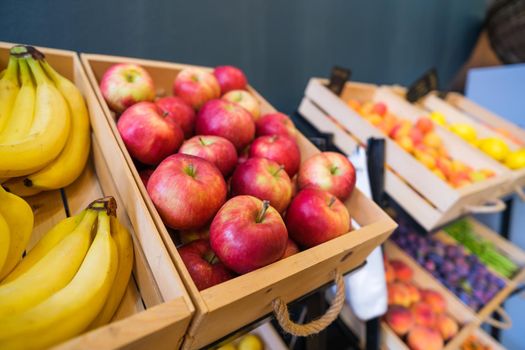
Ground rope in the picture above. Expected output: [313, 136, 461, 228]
[271, 268, 345, 336]
[484, 306, 513, 329]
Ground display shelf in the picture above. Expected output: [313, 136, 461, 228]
[299, 81, 510, 231]
[0, 42, 195, 349]
[81, 53, 397, 349]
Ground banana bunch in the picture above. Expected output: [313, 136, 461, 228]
[0, 45, 90, 196]
[0, 196, 134, 349]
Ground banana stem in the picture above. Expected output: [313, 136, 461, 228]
[3, 56, 19, 83]
[18, 58, 32, 87]
[26, 56, 51, 85]
[88, 197, 117, 217]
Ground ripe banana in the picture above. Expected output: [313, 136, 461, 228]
[0, 186, 33, 279]
[1, 177, 42, 197]
[2, 210, 86, 284]
[0, 212, 10, 273]
[0, 208, 118, 350]
[0, 54, 19, 133]
[0, 56, 70, 178]
[0, 57, 35, 143]
[89, 216, 134, 328]
[23, 60, 91, 190]
[0, 209, 97, 317]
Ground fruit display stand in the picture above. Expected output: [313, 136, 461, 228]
[0, 42, 195, 349]
[464, 328, 506, 350]
[81, 53, 398, 349]
[382, 240, 480, 350]
[300, 79, 510, 231]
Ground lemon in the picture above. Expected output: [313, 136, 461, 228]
[505, 149, 525, 169]
[430, 111, 447, 126]
[449, 123, 477, 143]
[238, 334, 264, 350]
[478, 137, 510, 161]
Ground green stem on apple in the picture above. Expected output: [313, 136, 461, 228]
[199, 137, 207, 146]
[330, 165, 338, 175]
[256, 200, 271, 223]
[203, 251, 219, 265]
[272, 165, 285, 176]
[328, 196, 336, 208]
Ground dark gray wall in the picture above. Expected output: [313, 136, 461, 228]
[0, 0, 486, 113]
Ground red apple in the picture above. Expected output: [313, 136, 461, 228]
[230, 157, 292, 213]
[180, 226, 210, 245]
[173, 67, 220, 109]
[297, 152, 356, 201]
[117, 102, 184, 165]
[249, 135, 301, 178]
[99, 63, 155, 114]
[179, 135, 238, 177]
[139, 168, 155, 188]
[282, 239, 300, 258]
[285, 188, 350, 248]
[222, 90, 260, 121]
[178, 239, 234, 291]
[155, 96, 196, 138]
[238, 145, 250, 164]
[213, 65, 248, 94]
[195, 99, 255, 150]
[147, 154, 227, 230]
[256, 112, 297, 140]
[210, 196, 288, 274]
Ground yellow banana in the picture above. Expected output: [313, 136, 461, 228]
[2, 210, 86, 284]
[0, 186, 33, 279]
[0, 56, 70, 178]
[89, 216, 134, 328]
[23, 60, 91, 190]
[1, 177, 42, 197]
[0, 209, 97, 317]
[0, 58, 35, 143]
[0, 207, 118, 350]
[0, 212, 10, 273]
[0, 54, 19, 133]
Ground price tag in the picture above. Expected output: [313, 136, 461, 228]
[327, 66, 351, 96]
[406, 68, 438, 102]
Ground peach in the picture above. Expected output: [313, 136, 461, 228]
[405, 283, 421, 304]
[415, 117, 434, 134]
[411, 302, 436, 328]
[367, 113, 383, 126]
[347, 99, 361, 110]
[436, 314, 459, 340]
[423, 132, 442, 149]
[372, 102, 387, 116]
[391, 121, 411, 140]
[385, 261, 396, 283]
[397, 136, 415, 153]
[407, 325, 444, 350]
[388, 282, 411, 307]
[420, 289, 446, 314]
[469, 170, 487, 182]
[409, 128, 424, 145]
[360, 101, 374, 115]
[437, 145, 449, 158]
[385, 305, 414, 336]
[451, 160, 468, 173]
[390, 259, 413, 282]
[480, 169, 496, 178]
[414, 149, 437, 170]
[436, 157, 453, 178]
[432, 168, 447, 181]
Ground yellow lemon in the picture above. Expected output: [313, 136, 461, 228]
[449, 123, 477, 143]
[238, 334, 264, 350]
[478, 137, 510, 161]
[430, 111, 447, 126]
[505, 149, 525, 169]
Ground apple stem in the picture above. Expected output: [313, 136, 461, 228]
[256, 200, 271, 223]
[330, 166, 338, 175]
[199, 137, 207, 146]
[204, 251, 219, 265]
[328, 196, 337, 208]
[272, 165, 285, 176]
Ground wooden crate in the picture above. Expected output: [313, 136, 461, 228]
[426, 92, 525, 201]
[81, 53, 398, 349]
[0, 42, 194, 349]
[301, 79, 511, 231]
[382, 241, 479, 350]
[465, 328, 506, 350]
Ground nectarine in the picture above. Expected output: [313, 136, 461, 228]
[385, 305, 414, 336]
[407, 325, 444, 350]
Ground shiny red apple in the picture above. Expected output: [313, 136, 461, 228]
[100, 63, 155, 114]
[256, 112, 297, 140]
[282, 239, 300, 258]
[213, 65, 248, 94]
[249, 135, 300, 178]
[147, 154, 227, 230]
[230, 157, 292, 213]
[178, 239, 234, 291]
[179, 135, 238, 177]
[285, 188, 350, 248]
[117, 102, 184, 165]
[173, 68, 220, 109]
[155, 96, 196, 138]
[195, 99, 255, 151]
[297, 152, 356, 201]
[210, 196, 288, 274]
[222, 90, 260, 121]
